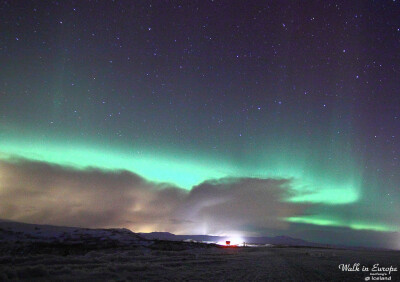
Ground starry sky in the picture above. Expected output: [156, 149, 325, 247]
[0, 0, 399, 249]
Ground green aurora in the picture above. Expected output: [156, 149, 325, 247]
[0, 133, 361, 203]
[286, 216, 397, 232]
[1, 129, 387, 232]
[1, 0, 399, 246]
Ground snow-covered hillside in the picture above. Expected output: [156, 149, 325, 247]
[0, 219, 146, 245]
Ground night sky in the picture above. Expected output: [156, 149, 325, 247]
[1, 0, 400, 249]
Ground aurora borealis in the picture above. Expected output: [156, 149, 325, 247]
[1, 0, 399, 248]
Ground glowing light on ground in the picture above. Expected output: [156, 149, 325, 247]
[217, 236, 245, 246]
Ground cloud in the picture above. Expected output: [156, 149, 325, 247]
[0, 158, 181, 229]
[0, 157, 305, 235]
[0, 157, 398, 249]
[174, 178, 307, 234]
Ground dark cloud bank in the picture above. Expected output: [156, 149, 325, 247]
[0, 158, 398, 249]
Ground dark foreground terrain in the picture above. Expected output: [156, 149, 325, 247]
[0, 221, 399, 281]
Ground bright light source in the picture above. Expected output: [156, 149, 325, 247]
[217, 236, 245, 246]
